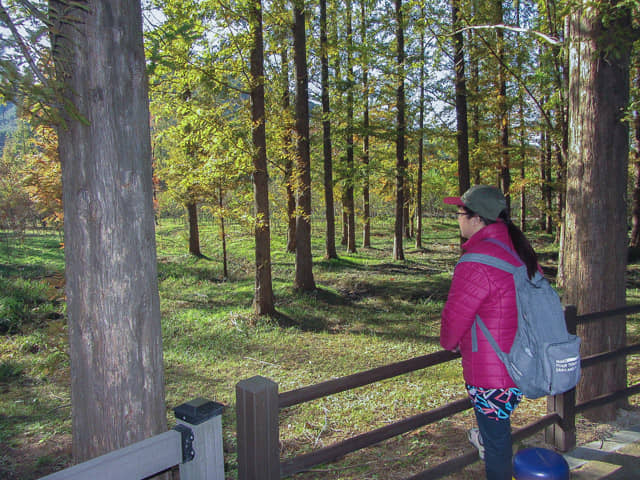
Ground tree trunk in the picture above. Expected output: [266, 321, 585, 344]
[564, 0, 631, 421]
[452, 0, 470, 196]
[361, 0, 371, 249]
[495, 0, 510, 205]
[51, 0, 166, 462]
[341, 205, 348, 246]
[469, 0, 481, 185]
[250, 0, 274, 315]
[393, 0, 405, 261]
[404, 194, 411, 239]
[187, 201, 202, 257]
[293, 0, 316, 291]
[415, 6, 424, 250]
[320, 0, 337, 259]
[629, 64, 640, 248]
[285, 156, 297, 254]
[218, 186, 228, 280]
[282, 45, 296, 254]
[344, 0, 357, 254]
[516, 0, 525, 232]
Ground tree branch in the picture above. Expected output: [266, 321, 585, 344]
[455, 24, 562, 46]
[0, 0, 51, 88]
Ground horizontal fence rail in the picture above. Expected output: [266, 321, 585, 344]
[40, 398, 225, 480]
[279, 350, 460, 408]
[40, 430, 182, 480]
[576, 304, 640, 324]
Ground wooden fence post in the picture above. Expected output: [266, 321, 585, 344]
[174, 397, 225, 480]
[545, 304, 578, 452]
[236, 376, 280, 480]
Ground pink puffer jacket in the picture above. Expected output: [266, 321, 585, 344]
[440, 222, 519, 388]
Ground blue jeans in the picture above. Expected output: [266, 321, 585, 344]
[475, 409, 513, 480]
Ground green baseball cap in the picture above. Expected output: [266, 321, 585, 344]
[443, 185, 507, 221]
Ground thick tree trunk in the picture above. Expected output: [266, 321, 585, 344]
[250, 0, 274, 315]
[187, 201, 202, 257]
[565, 1, 631, 421]
[452, 0, 470, 196]
[293, 1, 315, 291]
[393, 0, 405, 261]
[320, 0, 337, 259]
[51, 0, 166, 462]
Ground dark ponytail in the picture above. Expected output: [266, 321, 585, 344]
[466, 207, 539, 279]
[499, 211, 538, 279]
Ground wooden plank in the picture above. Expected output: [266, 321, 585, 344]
[279, 350, 460, 408]
[39, 430, 181, 480]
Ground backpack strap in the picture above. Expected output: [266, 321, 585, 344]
[458, 253, 517, 274]
[457, 252, 521, 354]
[482, 238, 524, 266]
[472, 314, 506, 356]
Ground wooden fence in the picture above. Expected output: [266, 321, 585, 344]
[236, 304, 640, 480]
[40, 398, 225, 480]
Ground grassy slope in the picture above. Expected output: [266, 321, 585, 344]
[1, 219, 639, 479]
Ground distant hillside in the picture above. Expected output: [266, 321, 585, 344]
[0, 103, 17, 151]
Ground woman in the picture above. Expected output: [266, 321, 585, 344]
[440, 185, 539, 480]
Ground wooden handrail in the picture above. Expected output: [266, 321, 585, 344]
[580, 343, 640, 368]
[279, 350, 460, 408]
[576, 304, 640, 324]
[575, 382, 640, 414]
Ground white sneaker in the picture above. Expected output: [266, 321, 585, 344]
[467, 428, 485, 460]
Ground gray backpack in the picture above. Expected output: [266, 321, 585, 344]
[458, 239, 581, 399]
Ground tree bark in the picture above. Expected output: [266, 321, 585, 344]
[344, 0, 357, 253]
[218, 186, 228, 280]
[564, 0, 631, 421]
[51, 0, 166, 462]
[415, 16, 424, 250]
[281, 45, 297, 254]
[320, 0, 337, 259]
[452, 0, 470, 196]
[360, 0, 371, 249]
[393, 0, 405, 261]
[495, 0, 510, 205]
[293, 0, 316, 291]
[630, 63, 640, 248]
[187, 201, 202, 257]
[250, 0, 274, 315]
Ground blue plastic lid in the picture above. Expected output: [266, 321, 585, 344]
[513, 447, 570, 480]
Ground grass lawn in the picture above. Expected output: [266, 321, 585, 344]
[1, 217, 639, 479]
